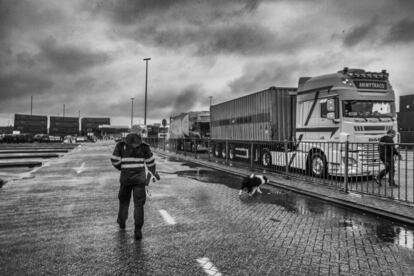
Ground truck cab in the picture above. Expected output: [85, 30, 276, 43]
[296, 67, 396, 176]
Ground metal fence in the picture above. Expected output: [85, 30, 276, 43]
[145, 137, 414, 204]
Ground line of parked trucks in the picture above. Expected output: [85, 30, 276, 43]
[165, 67, 407, 178]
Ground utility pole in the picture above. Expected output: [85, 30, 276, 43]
[209, 96, 213, 108]
[63, 104, 65, 117]
[143, 57, 151, 125]
[30, 96, 33, 115]
[130, 97, 135, 128]
[78, 110, 81, 135]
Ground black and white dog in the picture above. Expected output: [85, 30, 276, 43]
[239, 173, 269, 196]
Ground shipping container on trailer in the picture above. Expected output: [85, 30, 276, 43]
[210, 87, 296, 159]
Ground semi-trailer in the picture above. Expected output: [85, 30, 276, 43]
[169, 111, 210, 151]
[210, 68, 397, 177]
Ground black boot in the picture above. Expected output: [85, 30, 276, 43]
[134, 228, 142, 240]
[117, 218, 126, 229]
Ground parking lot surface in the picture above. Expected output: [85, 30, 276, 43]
[1, 141, 413, 275]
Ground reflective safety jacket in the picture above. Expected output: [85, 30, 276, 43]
[111, 136, 156, 186]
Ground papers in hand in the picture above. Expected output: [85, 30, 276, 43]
[145, 186, 151, 198]
[145, 170, 160, 184]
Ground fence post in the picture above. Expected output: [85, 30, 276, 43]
[225, 139, 229, 166]
[176, 139, 179, 155]
[250, 141, 254, 171]
[284, 140, 289, 179]
[208, 139, 211, 161]
[344, 140, 349, 193]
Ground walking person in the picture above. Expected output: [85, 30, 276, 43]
[374, 129, 402, 187]
[110, 132, 158, 240]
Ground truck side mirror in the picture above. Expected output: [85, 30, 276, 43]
[327, 112, 340, 123]
[327, 112, 335, 119]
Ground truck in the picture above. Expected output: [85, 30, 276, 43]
[169, 111, 210, 151]
[210, 68, 397, 177]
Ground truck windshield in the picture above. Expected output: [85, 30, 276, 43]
[343, 100, 395, 118]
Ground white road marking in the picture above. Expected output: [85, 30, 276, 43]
[196, 257, 222, 276]
[158, 209, 176, 225]
[73, 162, 86, 174]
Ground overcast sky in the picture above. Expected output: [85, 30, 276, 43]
[1, 0, 414, 126]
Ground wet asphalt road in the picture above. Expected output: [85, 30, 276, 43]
[0, 141, 413, 275]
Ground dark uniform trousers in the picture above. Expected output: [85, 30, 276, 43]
[118, 181, 146, 229]
[378, 156, 396, 185]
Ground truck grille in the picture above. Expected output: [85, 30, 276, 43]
[357, 144, 382, 172]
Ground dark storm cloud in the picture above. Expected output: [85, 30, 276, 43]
[91, 0, 263, 25]
[173, 85, 203, 112]
[104, 85, 204, 119]
[343, 18, 378, 47]
[90, 0, 293, 55]
[0, 0, 62, 42]
[386, 18, 414, 44]
[135, 23, 278, 55]
[0, 72, 53, 101]
[228, 62, 300, 94]
[38, 37, 110, 74]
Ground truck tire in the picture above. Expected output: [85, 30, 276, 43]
[214, 144, 221, 157]
[221, 147, 227, 159]
[307, 151, 328, 178]
[261, 149, 272, 167]
[229, 146, 235, 160]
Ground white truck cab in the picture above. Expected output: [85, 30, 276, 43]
[295, 67, 396, 176]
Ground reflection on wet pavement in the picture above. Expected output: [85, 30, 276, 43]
[174, 162, 414, 251]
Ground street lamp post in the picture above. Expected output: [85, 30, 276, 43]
[143, 58, 151, 125]
[130, 97, 135, 128]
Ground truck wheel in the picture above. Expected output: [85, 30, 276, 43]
[214, 145, 221, 157]
[261, 149, 272, 167]
[307, 151, 328, 178]
[229, 146, 235, 160]
[221, 147, 227, 159]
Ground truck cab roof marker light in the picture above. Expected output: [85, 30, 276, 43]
[339, 68, 389, 80]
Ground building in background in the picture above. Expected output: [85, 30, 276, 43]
[81, 117, 110, 137]
[0, 126, 13, 134]
[98, 125, 130, 140]
[398, 94, 414, 145]
[50, 116, 79, 137]
[14, 114, 47, 134]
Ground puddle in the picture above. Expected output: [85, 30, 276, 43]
[175, 163, 414, 251]
[176, 168, 243, 190]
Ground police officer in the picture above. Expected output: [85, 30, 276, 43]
[374, 129, 402, 187]
[110, 132, 158, 240]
